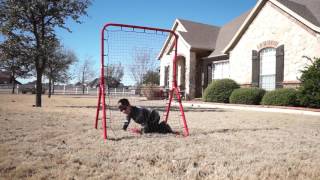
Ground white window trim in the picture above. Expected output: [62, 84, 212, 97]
[259, 48, 276, 91]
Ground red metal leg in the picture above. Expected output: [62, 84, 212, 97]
[164, 89, 174, 123]
[95, 86, 102, 129]
[174, 88, 189, 136]
[101, 84, 107, 140]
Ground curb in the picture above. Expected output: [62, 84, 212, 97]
[180, 102, 320, 116]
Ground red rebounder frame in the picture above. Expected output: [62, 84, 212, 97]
[95, 23, 189, 140]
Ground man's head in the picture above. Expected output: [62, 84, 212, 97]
[118, 98, 131, 114]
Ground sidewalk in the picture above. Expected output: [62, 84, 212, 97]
[179, 101, 320, 116]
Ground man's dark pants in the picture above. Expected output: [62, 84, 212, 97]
[143, 110, 173, 134]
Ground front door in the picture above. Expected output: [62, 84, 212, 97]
[201, 61, 213, 96]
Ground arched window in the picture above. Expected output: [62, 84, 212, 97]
[260, 48, 276, 90]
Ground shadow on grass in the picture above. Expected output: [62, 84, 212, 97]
[106, 133, 172, 141]
[107, 136, 137, 141]
[192, 127, 280, 136]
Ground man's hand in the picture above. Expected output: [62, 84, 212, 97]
[129, 128, 142, 134]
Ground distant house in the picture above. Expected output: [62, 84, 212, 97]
[159, 0, 320, 99]
[74, 81, 83, 87]
[0, 71, 21, 85]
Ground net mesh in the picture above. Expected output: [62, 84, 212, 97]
[96, 24, 188, 140]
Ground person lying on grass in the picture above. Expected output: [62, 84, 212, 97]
[118, 98, 173, 134]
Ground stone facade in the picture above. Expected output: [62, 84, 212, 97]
[229, 2, 320, 85]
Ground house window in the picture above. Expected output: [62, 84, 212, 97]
[212, 61, 230, 80]
[260, 48, 276, 90]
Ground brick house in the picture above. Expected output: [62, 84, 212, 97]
[0, 71, 21, 85]
[158, 0, 320, 99]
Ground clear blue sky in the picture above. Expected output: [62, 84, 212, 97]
[14, 0, 257, 83]
[54, 0, 257, 82]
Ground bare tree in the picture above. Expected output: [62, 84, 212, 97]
[130, 48, 157, 86]
[142, 68, 160, 85]
[46, 42, 77, 98]
[104, 63, 124, 88]
[77, 57, 96, 94]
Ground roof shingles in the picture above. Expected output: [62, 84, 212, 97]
[177, 19, 220, 51]
[277, 0, 320, 27]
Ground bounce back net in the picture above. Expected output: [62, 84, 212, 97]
[95, 23, 189, 140]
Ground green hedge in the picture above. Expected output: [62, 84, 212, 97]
[203, 79, 239, 103]
[229, 88, 266, 105]
[298, 57, 320, 108]
[261, 88, 299, 106]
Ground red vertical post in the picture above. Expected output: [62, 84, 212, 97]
[172, 34, 178, 89]
[101, 25, 108, 140]
[165, 34, 178, 123]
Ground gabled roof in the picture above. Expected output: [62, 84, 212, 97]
[177, 19, 220, 51]
[222, 0, 320, 54]
[158, 19, 220, 59]
[207, 10, 251, 58]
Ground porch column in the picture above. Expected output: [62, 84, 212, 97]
[185, 52, 196, 99]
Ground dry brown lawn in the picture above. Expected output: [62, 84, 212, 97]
[0, 94, 319, 180]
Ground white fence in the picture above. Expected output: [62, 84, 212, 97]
[0, 84, 139, 97]
[53, 86, 137, 96]
[53, 86, 92, 95]
[0, 85, 12, 94]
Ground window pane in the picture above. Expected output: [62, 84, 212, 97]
[260, 48, 276, 90]
[260, 74, 275, 91]
[212, 61, 230, 80]
[222, 62, 230, 78]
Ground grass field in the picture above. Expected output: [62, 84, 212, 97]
[0, 94, 319, 179]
